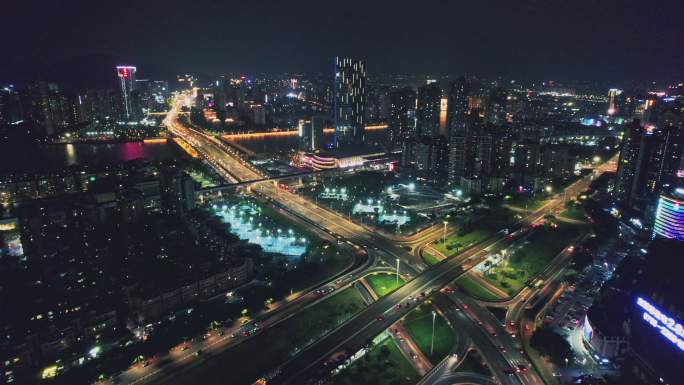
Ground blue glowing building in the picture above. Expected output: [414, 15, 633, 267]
[652, 188, 684, 242]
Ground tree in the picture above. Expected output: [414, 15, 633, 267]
[530, 327, 574, 366]
[510, 251, 525, 264]
[571, 249, 593, 271]
[380, 344, 391, 359]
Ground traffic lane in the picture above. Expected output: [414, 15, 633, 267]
[432, 372, 499, 385]
[445, 303, 523, 385]
[272, 238, 508, 385]
[122, 245, 368, 385]
[450, 293, 543, 385]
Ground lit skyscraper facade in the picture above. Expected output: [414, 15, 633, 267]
[614, 119, 645, 206]
[388, 87, 416, 149]
[116, 66, 138, 121]
[447, 76, 470, 184]
[299, 115, 326, 151]
[333, 57, 366, 146]
[652, 189, 684, 241]
[607, 88, 623, 115]
[416, 83, 442, 137]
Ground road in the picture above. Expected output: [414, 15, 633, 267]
[157, 93, 616, 385]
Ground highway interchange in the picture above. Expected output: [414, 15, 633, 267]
[125, 93, 618, 385]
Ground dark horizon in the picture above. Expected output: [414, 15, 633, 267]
[3, 0, 684, 87]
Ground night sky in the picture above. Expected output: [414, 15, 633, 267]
[3, 0, 683, 86]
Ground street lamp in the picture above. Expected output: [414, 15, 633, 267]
[430, 310, 437, 356]
[396, 258, 400, 287]
[443, 221, 448, 244]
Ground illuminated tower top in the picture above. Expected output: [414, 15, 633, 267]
[116, 66, 137, 121]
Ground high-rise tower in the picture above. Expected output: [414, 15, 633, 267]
[333, 57, 366, 146]
[116, 66, 138, 121]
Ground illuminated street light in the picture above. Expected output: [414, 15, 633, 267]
[431, 311, 437, 355]
[443, 221, 448, 244]
[396, 258, 400, 287]
[545, 185, 553, 193]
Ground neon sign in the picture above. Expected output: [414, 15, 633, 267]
[636, 297, 684, 352]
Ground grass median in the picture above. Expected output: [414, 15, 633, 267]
[162, 287, 367, 385]
[330, 335, 417, 385]
[431, 229, 491, 258]
[365, 272, 406, 298]
[455, 349, 492, 376]
[403, 303, 455, 363]
[456, 276, 501, 301]
[483, 222, 585, 295]
[559, 205, 587, 222]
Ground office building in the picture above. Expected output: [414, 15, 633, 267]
[0, 85, 24, 126]
[608, 88, 623, 115]
[299, 115, 326, 151]
[615, 119, 646, 206]
[485, 87, 508, 125]
[447, 76, 470, 184]
[388, 87, 416, 149]
[333, 57, 366, 146]
[23, 81, 72, 137]
[413, 135, 448, 181]
[416, 83, 442, 137]
[623, 239, 684, 385]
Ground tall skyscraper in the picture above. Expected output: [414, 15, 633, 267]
[485, 87, 508, 125]
[607, 88, 623, 115]
[643, 102, 683, 197]
[299, 115, 326, 151]
[614, 119, 645, 206]
[416, 83, 442, 137]
[0, 85, 24, 126]
[116, 66, 138, 121]
[388, 87, 416, 149]
[447, 76, 470, 184]
[333, 57, 366, 146]
[23, 81, 72, 137]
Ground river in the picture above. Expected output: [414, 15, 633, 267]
[227, 129, 389, 154]
[0, 140, 184, 174]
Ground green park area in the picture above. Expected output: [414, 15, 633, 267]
[422, 250, 442, 265]
[403, 304, 455, 363]
[560, 203, 587, 222]
[456, 276, 501, 301]
[163, 287, 366, 385]
[365, 272, 406, 298]
[430, 228, 492, 259]
[507, 195, 551, 211]
[483, 222, 586, 295]
[427, 206, 518, 262]
[455, 349, 492, 376]
[330, 335, 418, 385]
[303, 171, 434, 235]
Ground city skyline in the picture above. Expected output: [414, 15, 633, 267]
[2, 2, 684, 385]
